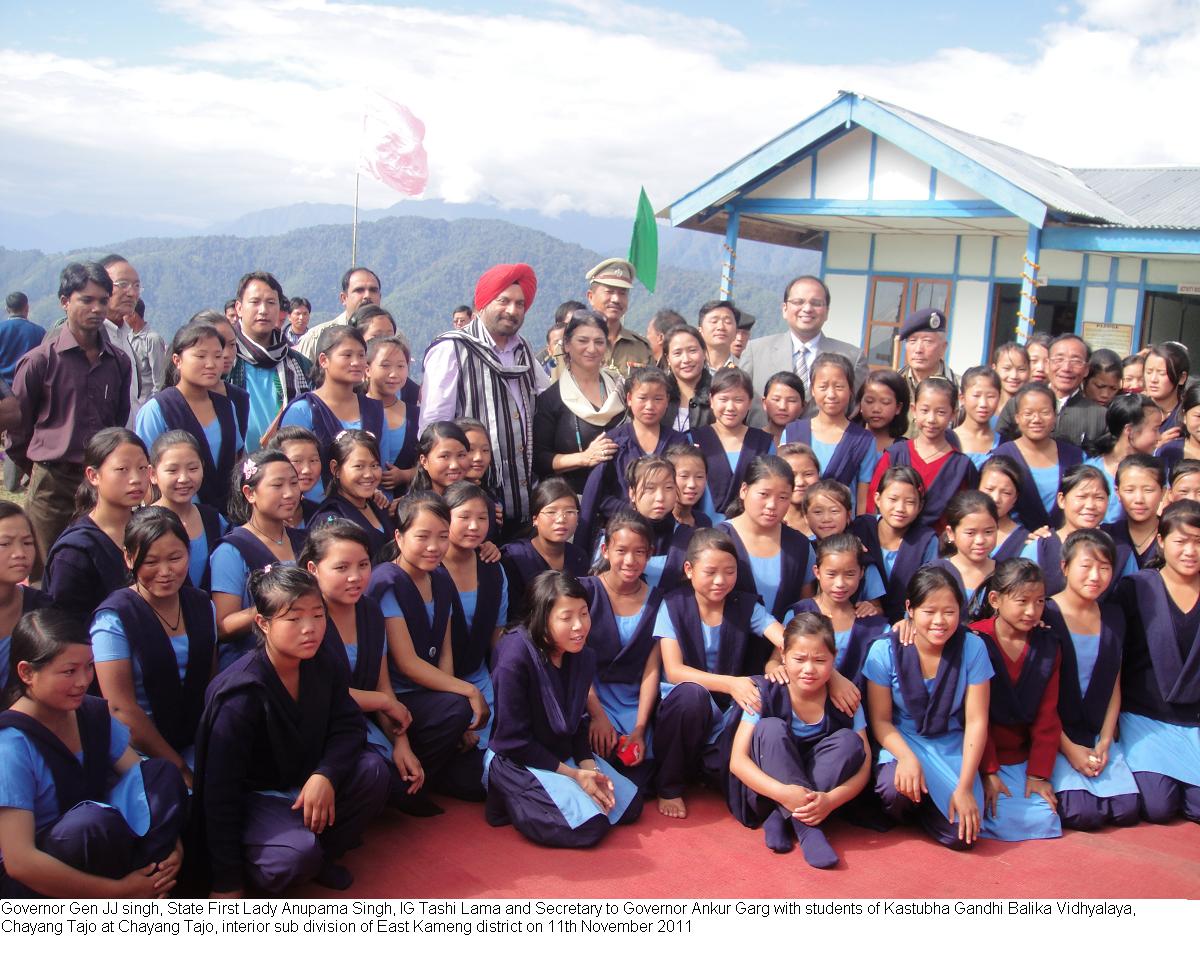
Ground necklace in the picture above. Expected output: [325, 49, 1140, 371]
[251, 517, 287, 546]
[138, 585, 182, 630]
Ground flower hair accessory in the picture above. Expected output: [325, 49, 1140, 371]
[335, 430, 352, 442]
[263, 563, 273, 574]
[242, 458, 259, 480]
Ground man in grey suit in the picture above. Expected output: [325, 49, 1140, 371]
[738, 275, 870, 419]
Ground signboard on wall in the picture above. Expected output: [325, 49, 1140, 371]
[1082, 322, 1135, 357]
[1179, 284, 1200, 296]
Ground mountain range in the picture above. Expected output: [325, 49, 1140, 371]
[0, 201, 819, 369]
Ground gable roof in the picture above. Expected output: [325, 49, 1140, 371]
[662, 91, 1200, 234]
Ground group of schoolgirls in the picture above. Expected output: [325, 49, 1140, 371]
[3, 331, 1200, 898]
[0, 321, 514, 897]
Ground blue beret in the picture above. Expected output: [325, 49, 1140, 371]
[899, 307, 947, 341]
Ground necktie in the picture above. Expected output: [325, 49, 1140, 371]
[795, 344, 810, 395]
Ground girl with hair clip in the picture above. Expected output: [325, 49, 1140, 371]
[278, 325, 384, 480]
[193, 566, 390, 895]
[150, 431, 227, 592]
[580, 510, 664, 790]
[991, 342, 1031, 417]
[978, 455, 1032, 561]
[44, 428, 150, 624]
[718, 456, 815, 658]
[1169, 458, 1200, 503]
[1156, 381, 1200, 476]
[410, 420, 469, 497]
[135, 322, 242, 515]
[801, 481, 888, 607]
[1043, 530, 1140, 829]
[868, 377, 976, 529]
[993, 382, 1086, 531]
[930, 490, 999, 620]
[653, 529, 785, 820]
[864, 565, 993, 849]
[1084, 393, 1163, 523]
[366, 493, 488, 800]
[92, 508, 217, 791]
[578, 366, 686, 549]
[1019, 463, 1136, 597]
[365, 335, 418, 498]
[691, 367, 775, 521]
[0, 503, 52, 684]
[781, 533, 889, 693]
[442, 481, 510, 751]
[1083, 348, 1123, 408]
[501, 478, 591, 623]
[532, 310, 625, 496]
[729, 613, 871, 867]
[953, 367, 1002, 471]
[311, 430, 395, 564]
[1108, 454, 1166, 571]
[761, 372, 806, 446]
[1142, 342, 1190, 439]
[485, 571, 643, 848]
[778, 442, 821, 536]
[1115, 500, 1200, 824]
[457, 417, 505, 546]
[782, 353, 876, 513]
[209, 450, 305, 664]
[268, 426, 324, 525]
[0, 610, 187, 898]
[854, 369, 910, 460]
[851, 466, 938, 624]
[1121, 353, 1146, 394]
[969, 558, 1064, 841]
[300, 520, 431, 814]
[665, 441, 710, 529]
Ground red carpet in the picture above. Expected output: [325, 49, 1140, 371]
[301, 792, 1200, 899]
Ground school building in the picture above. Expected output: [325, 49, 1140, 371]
[661, 91, 1200, 374]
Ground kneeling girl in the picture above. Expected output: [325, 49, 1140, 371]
[729, 613, 870, 868]
[486, 571, 643, 848]
[864, 566, 992, 849]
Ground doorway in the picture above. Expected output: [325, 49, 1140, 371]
[988, 283, 1079, 360]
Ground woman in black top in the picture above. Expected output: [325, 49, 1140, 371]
[532, 310, 626, 494]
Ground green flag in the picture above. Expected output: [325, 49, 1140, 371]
[628, 186, 658, 293]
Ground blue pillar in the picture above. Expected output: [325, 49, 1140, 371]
[720, 207, 740, 299]
[1017, 223, 1041, 345]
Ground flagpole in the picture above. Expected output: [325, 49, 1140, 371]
[351, 170, 360, 266]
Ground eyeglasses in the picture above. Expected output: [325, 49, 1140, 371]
[1050, 355, 1086, 368]
[538, 507, 579, 521]
[1019, 409, 1055, 421]
[112, 279, 141, 292]
[785, 298, 827, 310]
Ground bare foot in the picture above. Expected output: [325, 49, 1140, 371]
[657, 796, 687, 819]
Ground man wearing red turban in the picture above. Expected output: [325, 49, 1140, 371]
[421, 263, 550, 532]
[473, 263, 537, 312]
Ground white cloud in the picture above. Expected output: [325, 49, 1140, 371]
[1, 0, 1198, 225]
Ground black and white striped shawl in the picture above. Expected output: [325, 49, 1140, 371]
[427, 318, 539, 524]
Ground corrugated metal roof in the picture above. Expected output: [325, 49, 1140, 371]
[1071, 168, 1200, 230]
[862, 95, 1131, 224]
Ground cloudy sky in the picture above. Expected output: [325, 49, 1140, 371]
[3, 0, 1197, 228]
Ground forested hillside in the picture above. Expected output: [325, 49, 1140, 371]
[2, 215, 815, 368]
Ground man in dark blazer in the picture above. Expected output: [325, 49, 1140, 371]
[997, 333, 1105, 446]
[738, 274, 870, 419]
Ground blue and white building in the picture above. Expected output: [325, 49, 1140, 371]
[661, 91, 1200, 373]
